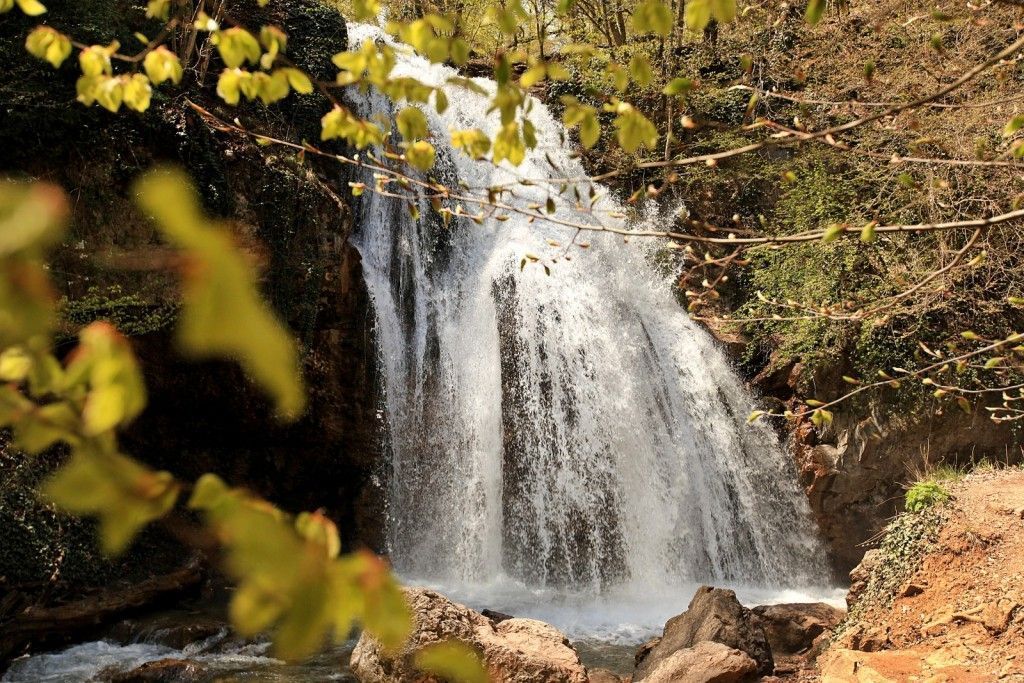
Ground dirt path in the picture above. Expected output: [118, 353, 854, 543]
[819, 469, 1024, 682]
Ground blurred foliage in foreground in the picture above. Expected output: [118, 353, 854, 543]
[0, 172, 454, 668]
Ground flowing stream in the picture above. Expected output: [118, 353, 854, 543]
[348, 23, 833, 641]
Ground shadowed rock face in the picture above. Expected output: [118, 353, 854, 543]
[749, 603, 845, 656]
[1, 0, 388, 582]
[634, 586, 774, 679]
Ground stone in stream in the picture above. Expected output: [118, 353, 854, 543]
[350, 588, 587, 682]
[633, 586, 773, 680]
[102, 658, 205, 683]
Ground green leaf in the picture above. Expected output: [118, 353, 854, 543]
[663, 77, 695, 96]
[860, 221, 877, 243]
[629, 54, 653, 87]
[144, 47, 184, 86]
[397, 107, 429, 141]
[608, 102, 658, 153]
[805, 0, 825, 24]
[632, 0, 673, 36]
[42, 450, 179, 555]
[405, 140, 436, 171]
[1004, 114, 1024, 137]
[822, 223, 845, 243]
[134, 168, 306, 420]
[493, 122, 526, 165]
[451, 128, 492, 159]
[214, 28, 262, 68]
[415, 641, 488, 683]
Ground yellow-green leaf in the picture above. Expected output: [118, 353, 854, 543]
[144, 46, 183, 85]
[632, 0, 673, 36]
[415, 641, 488, 683]
[25, 26, 72, 68]
[14, 0, 46, 15]
[134, 168, 306, 420]
[397, 107, 428, 141]
[405, 140, 436, 171]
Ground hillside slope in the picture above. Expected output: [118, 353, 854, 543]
[821, 469, 1024, 681]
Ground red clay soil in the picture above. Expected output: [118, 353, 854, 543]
[816, 469, 1024, 682]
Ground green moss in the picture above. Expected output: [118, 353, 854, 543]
[60, 285, 178, 339]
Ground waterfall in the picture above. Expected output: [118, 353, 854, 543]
[346, 23, 829, 628]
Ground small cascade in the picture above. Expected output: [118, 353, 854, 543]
[346, 23, 829, 627]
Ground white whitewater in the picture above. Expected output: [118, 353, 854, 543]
[349, 23, 832, 639]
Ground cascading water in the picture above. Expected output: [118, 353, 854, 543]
[348, 23, 832, 638]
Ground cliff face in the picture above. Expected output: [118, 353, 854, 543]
[737, 342, 1016, 576]
[0, 0, 389, 587]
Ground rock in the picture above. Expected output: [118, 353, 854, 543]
[633, 586, 773, 679]
[847, 549, 881, 610]
[638, 641, 758, 683]
[634, 637, 661, 668]
[588, 668, 625, 683]
[350, 588, 587, 682]
[104, 658, 205, 683]
[482, 608, 514, 624]
[832, 623, 888, 652]
[750, 603, 845, 655]
[819, 648, 921, 682]
[897, 582, 924, 598]
[982, 599, 1020, 634]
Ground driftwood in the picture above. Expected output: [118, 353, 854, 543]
[0, 558, 204, 669]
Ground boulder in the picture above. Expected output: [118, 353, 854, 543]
[350, 588, 587, 682]
[846, 549, 881, 610]
[749, 603, 845, 655]
[588, 668, 625, 683]
[638, 641, 757, 683]
[104, 658, 205, 683]
[633, 587, 773, 679]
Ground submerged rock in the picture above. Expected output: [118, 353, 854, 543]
[103, 658, 205, 683]
[637, 641, 757, 683]
[350, 588, 587, 682]
[633, 586, 773, 680]
[750, 603, 845, 656]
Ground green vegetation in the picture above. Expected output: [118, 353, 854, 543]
[843, 506, 944, 626]
[905, 480, 950, 512]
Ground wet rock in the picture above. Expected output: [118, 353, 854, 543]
[637, 641, 757, 683]
[749, 603, 845, 655]
[350, 588, 587, 682]
[633, 586, 773, 679]
[634, 637, 661, 669]
[104, 658, 205, 683]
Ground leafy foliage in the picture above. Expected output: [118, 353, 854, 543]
[905, 480, 951, 512]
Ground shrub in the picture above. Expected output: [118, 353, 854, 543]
[905, 480, 950, 512]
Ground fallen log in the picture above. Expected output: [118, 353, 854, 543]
[0, 557, 204, 670]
